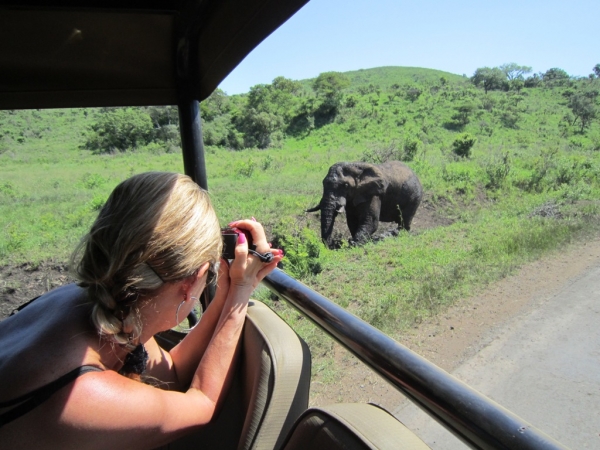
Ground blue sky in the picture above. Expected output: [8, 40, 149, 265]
[218, 0, 599, 95]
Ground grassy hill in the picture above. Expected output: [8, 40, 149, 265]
[2, 65, 600, 378]
[344, 66, 466, 89]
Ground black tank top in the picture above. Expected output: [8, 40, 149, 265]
[2, 296, 145, 427]
[0, 365, 103, 428]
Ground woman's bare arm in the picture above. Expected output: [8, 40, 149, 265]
[47, 221, 282, 449]
[184, 220, 281, 407]
[144, 261, 231, 390]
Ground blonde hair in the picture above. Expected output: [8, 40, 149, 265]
[72, 172, 221, 348]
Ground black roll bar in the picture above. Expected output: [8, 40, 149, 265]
[177, 99, 208, 190]
[175, 84, 568, 450]
[173, 6, 566, 446]
[175, 1, 209, 189]
[262, 269, 568, 450]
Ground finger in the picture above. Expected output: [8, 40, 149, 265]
[256, 260, 281, 281]
[233, 228, 249, 258]
[229, 220, 268, 252]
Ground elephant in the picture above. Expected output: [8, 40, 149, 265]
[306, 161, 423, 248]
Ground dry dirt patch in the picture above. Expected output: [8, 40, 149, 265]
[0, 262, 72, 320]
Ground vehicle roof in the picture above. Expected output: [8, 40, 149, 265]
[0, 0, 309, 109]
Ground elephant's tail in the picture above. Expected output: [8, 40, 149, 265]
[306, 201, 322, 213]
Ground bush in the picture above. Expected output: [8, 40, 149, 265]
[89, 195, 107, 211]
[361, 141, 401, 164]
[452, 133, 476, 158]
[447, 102, 476, 129]
[81, 173, 109, 190]
[442, 162, 479, 195]
[272, 222, 323, 279]
[483, 153, 511, 190]
[403, 136, 420, 161]
[361, 135, 421, 164]
[235, 159, 256, 178]
[84, 108, 154, 153]
[514, 148, 557, 192]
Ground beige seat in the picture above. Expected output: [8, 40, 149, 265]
[281, 403, 431, 450]
[162, 300, 311, 450]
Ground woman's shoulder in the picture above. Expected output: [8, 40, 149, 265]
[1, 366, 206, 449]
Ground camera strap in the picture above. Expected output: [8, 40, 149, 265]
[248, 247, 274, 263]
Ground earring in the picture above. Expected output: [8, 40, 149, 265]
[176, 296, 201, 332]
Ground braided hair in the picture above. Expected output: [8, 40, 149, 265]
[71, 172, 221, 349]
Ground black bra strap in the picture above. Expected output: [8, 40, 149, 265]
[10, 296, 40, 317]
[0, 365, 103, 427]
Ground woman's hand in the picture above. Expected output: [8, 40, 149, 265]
[227, 219, 283, 289]
[210, 258, 231, 306]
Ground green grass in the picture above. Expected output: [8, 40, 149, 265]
[2, 66, 600, 388]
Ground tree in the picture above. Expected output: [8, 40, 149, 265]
[84, 108, 154, 153]
[448, 102, 476, 129]
[524, 73, 542, 88]
[245, 77, 303, 121]
[593, 64, 600, 78]
[471, 67, 508, 93]
[310, 71, 350, 124]
[499, 63, 532, 81]
[144, 106, 180, 146]
[312, 71, 350, 113]
[568, 91, 598, 133]
[452, 133, 476, 158]
[200, 89, 229, 121]
[542, 68, 570, 87]
[544, 68, 569, 79]
[236, 76, 304, 148]
[272, 76, 303, 95]
[239, 110, 284, 148]
[509, 79, 525, 92]
[405, 87, 422, 102]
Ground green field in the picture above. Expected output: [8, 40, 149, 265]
[2, 65, 600, 380]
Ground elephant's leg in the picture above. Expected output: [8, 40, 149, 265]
[352, 197, 381, 243]
[399, 201, 420, 231]
[346, 211, 360, 240]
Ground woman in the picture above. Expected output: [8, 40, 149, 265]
[0, 172, 283, 449]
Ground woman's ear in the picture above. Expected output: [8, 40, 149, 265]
[181, 262, 211, 298]
[196, 262, 211, 280]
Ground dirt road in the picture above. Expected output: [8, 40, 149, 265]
[395, 246, 600, 449]
[310, 236, 600, 449]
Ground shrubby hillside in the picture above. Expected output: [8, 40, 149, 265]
[2, 64, 600, 347]
[61, 64, 600, 157]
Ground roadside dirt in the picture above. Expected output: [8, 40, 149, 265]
[309, 234, 600, 410]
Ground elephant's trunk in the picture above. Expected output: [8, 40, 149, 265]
[307, 198, 335, 246]
[320, 204, 338, 247]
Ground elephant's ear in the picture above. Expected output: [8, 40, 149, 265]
[356, 165, 389, 201]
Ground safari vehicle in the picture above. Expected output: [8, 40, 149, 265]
[0, 1, 569, 449]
